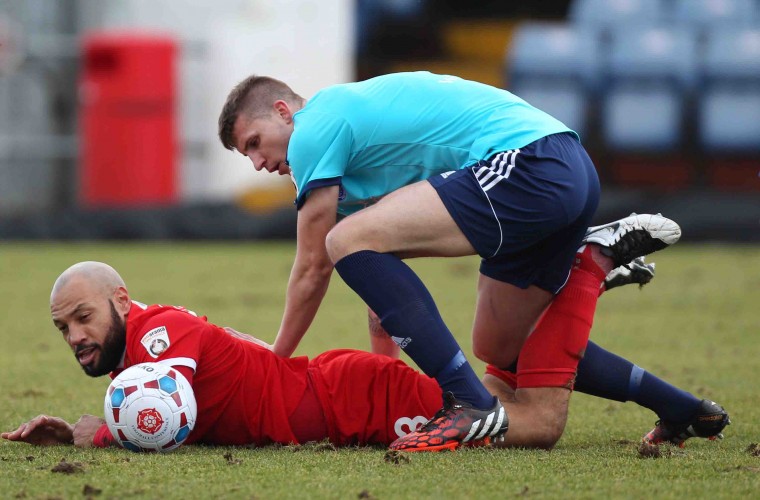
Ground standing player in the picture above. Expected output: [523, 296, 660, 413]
[218, 71, 681, 450]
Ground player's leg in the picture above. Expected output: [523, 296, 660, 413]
[367, 308, 401, 358]
[491, 244, 608, 449]
[380, 135, 601, 451]
[327, 179, 477, 259]
[470, 277, 553, 368]
[327, 179, 506, 446]
[577, 342, 730, 446]
[474, 208, 684, 449]
[479, 257, 654, 442]
[488, 338, 730, 448]
[484, 231, 728, 449]
[309, 349, 443, 446]
[473, 240, 657, 364]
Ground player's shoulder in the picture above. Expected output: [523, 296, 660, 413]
[129, 303, 206, 340]
[127, 303, 209, 362]
[130, 301, 202, 324]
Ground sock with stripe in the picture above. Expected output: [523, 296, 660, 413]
[334, 250, 495, 409]
[575, 341, 702, 423]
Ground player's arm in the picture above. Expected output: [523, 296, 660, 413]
[368, 308, 401, 358]
[73, 415, 114, 448]
[3, 414, 126, 449]
[273, 185, 340, 357]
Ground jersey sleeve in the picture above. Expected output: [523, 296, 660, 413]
[93, 423, 117, 448]
[288, 111, 353, 210]
[128, 309, 206, 373]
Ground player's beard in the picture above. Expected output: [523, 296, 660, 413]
[78, 300, 127, 377]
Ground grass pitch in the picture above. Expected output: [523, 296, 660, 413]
[0, 242, 758, 499]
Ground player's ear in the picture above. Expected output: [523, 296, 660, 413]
[273, 100, 293, 124]
[113, 286, 131, 315]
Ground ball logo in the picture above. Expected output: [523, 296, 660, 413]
[136, 408, 164, 435]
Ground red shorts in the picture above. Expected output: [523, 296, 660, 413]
[307, 349, 442, 446]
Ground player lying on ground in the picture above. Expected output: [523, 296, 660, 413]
[2, 260, 728, 450]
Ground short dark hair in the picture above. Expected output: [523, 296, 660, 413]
[218, 75, 302, 151]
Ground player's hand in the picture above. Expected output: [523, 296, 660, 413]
[72, 415, 106, 448]
[1, 415, 74, 446]
[223, 326, 273, 350]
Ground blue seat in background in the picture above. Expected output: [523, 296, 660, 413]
[671, 0, 758, 31]
[699, 28, 760, 151]
[604, 87, 684, 151]
[505, 22, 601, 137]
[602, 27, 698, 151]
[568, 0, 667, 30]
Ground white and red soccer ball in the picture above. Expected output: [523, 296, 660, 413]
[104, 362, 197, 452]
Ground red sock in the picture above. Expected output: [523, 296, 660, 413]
[516, 266, 602, 389]
[574, 245, 607, 282]
[575, 244, 608, 297]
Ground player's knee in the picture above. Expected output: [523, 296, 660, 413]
[327, 217, 380, 263]
[516, 389, 569, 450]
[472, 341, 518, 368]
[528, 418, 565, 450]
[325, 223, 354, 263]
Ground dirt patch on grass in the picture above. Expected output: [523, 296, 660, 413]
[50, 459, 84, 474]
[383, 450, 410, 465]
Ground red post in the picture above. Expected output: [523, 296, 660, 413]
[79, 32, 178, 207]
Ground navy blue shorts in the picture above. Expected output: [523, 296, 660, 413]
[428, 132, 600, 293]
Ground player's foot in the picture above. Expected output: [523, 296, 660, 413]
[642, 399, 730, 447]
[389, 392, 508, 452]
[604, 257, 655, 290]
[583, 213, 681, 267]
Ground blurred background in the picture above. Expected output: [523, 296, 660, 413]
[0, 0, 758, 241]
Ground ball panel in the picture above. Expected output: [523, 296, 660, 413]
[103, 362, 197, 452]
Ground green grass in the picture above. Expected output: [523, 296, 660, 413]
[1, 242, 758, 499]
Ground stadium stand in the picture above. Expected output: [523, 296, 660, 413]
[500, 0, 760, 191]
[568, 0, 667, 32]
[506, 22, 601, 139]
[698, 27, 760, 189]
[600, 27, 699, 187]
[671, 0, 758, 31]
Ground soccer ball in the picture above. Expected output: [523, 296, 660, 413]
[104, 362, 197, 452]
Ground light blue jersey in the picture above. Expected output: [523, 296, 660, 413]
[287, 72, 575, 215]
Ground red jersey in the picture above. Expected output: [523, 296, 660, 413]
[113, 301, 308, 446]
[105, 301, 442, 447]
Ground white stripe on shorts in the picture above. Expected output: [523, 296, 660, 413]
[470, 149, 521, 257]
[479, 149, 520, 192]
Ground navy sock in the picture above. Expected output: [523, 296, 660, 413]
[334, 250, 494, 409]
[574, 341, 701, 423]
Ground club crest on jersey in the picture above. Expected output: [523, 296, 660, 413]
[140, 326, 170, 358]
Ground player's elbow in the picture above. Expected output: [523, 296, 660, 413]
[298, 255, 334, 287]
